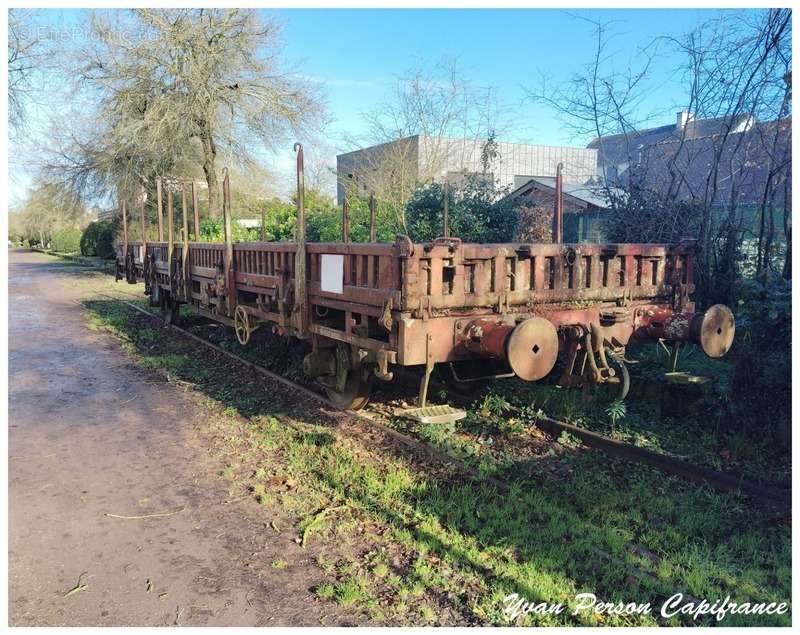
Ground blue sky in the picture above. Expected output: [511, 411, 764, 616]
[272, 8, 724, 148]
[10, 7, 736, 205]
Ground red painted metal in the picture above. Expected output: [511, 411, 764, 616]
[116, 156, 735, 407]
[552, 162, 563, 243]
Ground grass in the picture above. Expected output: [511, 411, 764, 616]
[45, 250, 790, 626]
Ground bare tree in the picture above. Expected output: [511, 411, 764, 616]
[46, 9, 325, 215]
[668, 9, 791, 292]
[526, 17, 660, 207]
[342, 59, 508, 227]
[525, 9, 791, 301]
[8, 9, 48, 135]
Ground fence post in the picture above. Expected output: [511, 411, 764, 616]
[139, 184, 147, 253]
[443, 179, 450, 238]
[167, 186, 175, 297]
[553, 162, 564, 243]
[121, 200, 128, 256]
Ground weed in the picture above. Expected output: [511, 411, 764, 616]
[315, 582, 336, 600]
[419, 604, 436, 623]
[372, 562, 389, 578]
[605, 400, 627, 424]
[315, 555, 336, 573]
[333, 577, 368, 607]
[221, 465, 236, 481]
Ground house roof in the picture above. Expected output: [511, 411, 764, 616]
[587, 114, 757, 169]
[506, 177, 620, 210]
[635, 118, 791, 205]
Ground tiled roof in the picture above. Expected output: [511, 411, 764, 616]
[505, 177, 623, 210]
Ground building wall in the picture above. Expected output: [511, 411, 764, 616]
[337, 135, 598, 203]
[418, 135, 598, 189]
[336, 136, 420, 203]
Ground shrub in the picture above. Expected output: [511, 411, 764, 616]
[196, 191, 403, 244]
[727, 279, 790, 441]
[514, 204, 554, 242]
[50, 227, 83, 253]
[198, 217, 260, 242]
[306, 194, 401, 243]
[80, 220, 118, 259]
[405, 176, 517, 243]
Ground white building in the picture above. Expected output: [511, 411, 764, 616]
[336, 134, 598, 203]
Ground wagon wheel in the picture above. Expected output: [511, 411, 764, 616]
[325, 369, 373, 411]
[437, 360, 490, 396]
[593, 348, 630, 402]
[160, 290, 180, 325]
[322, 345, 372, 410]
[125, 252, 137, 284]
[150, 282, 161, 307]
[234, 305, 252, 346]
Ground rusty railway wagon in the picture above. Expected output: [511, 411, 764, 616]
[116, 144, 735, 410]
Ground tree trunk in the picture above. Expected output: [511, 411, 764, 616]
[756, 173, 774, 278]
[200, 130, 220, 218]
[782, 178, 791, 280]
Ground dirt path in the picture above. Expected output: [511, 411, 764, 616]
[8, 249, 358, 626]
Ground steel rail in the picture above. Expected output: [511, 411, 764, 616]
[92, 293, 506, 491]
[534, 416, 790, 505]
[94, 293, 789, 509]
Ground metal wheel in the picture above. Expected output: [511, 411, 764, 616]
[234, 305, 252, 345]
[325, 370, 372, 410]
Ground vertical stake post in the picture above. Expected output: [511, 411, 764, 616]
[156, 177, 164, 241]
[443, 179, 450, 238]
[553, 162, 564, 244]
[121, 200, 129, 257]
[369, 193, 377, 243]
[167, 187, 174, 297]
[293, 143, 308, 335]
[192, 181, 201, 241]
[342, 195, 350, 243]
[181, 182, 190, 301]
[222, 168, 235, 316]
[139, 184, 147, 253]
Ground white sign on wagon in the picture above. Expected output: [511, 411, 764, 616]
[320, 254, 344, 294]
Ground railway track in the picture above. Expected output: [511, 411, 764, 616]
[91, 290, 790, 509]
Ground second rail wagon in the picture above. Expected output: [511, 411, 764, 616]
[117, 145, 735, 410]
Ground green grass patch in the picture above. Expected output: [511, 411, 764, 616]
[80, 292, 791, 626]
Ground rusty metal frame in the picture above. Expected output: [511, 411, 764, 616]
[117, 154, 732, 402]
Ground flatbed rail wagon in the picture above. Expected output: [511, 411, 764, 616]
[117, 144, 735, 409]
